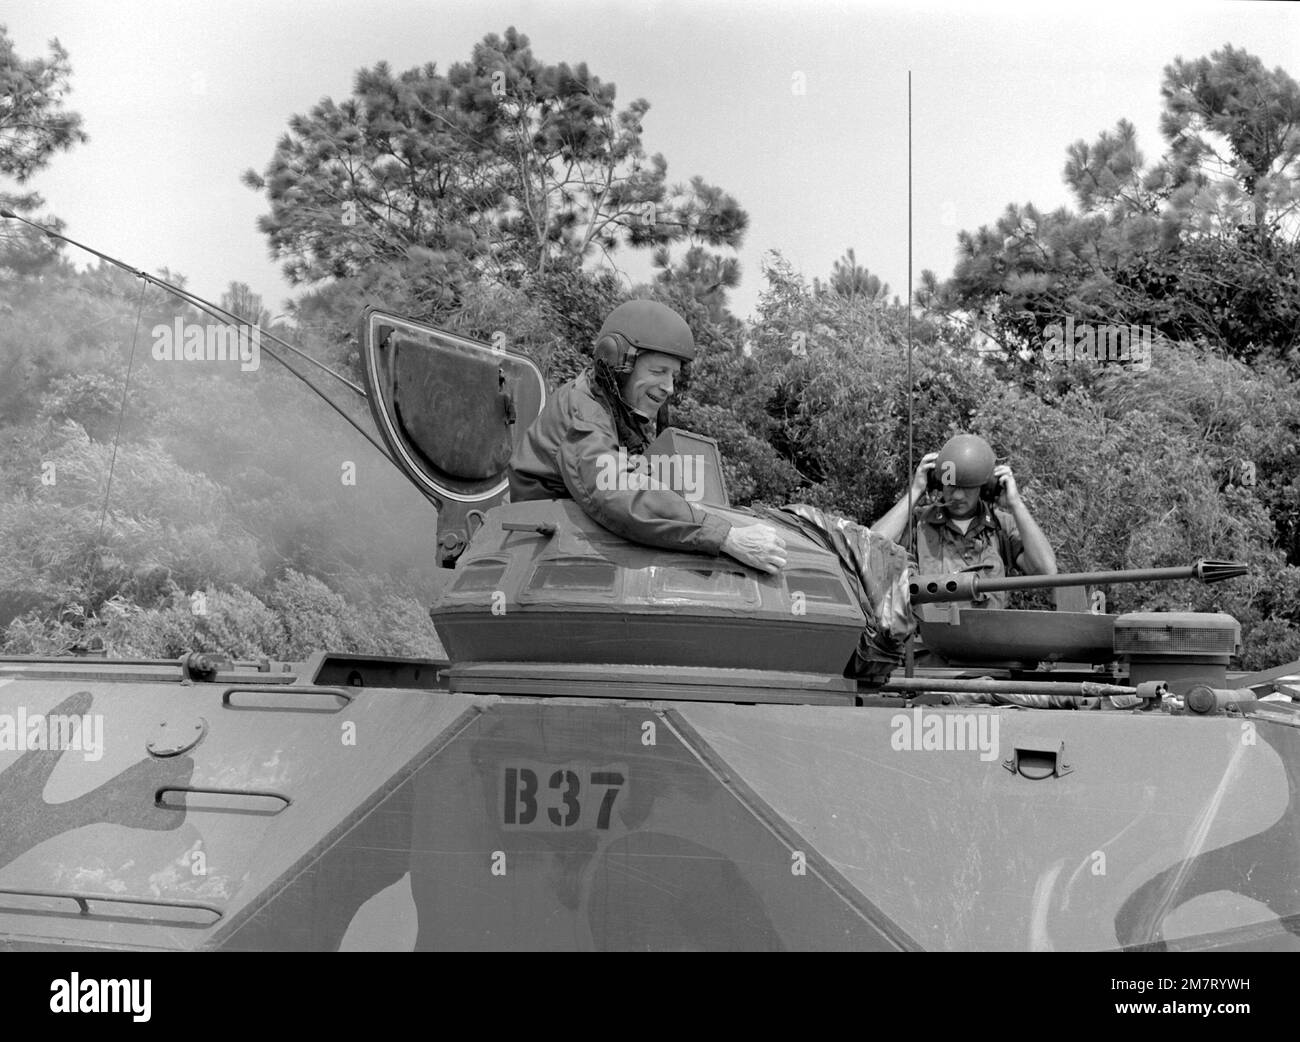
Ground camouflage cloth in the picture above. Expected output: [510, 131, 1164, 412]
[942, 691, 1094, 709]
[758, 505, 914, 685]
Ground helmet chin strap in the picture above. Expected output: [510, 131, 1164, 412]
[613, 351, 657, 421]
[592, 358, 651, 454]
[612, 377, 649, 424]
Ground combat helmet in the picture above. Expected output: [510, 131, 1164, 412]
[933, 433, 997, 491]
[594, 300, 696, 374]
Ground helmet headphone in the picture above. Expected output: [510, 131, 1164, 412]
[594, 332, 639, 377]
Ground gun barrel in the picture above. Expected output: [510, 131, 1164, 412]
[882, 678, 1137, 698]
[909, 560, 1247, 604]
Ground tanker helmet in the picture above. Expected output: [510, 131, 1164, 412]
[594, 300, 696, 376]
[932, 433, 997, 491]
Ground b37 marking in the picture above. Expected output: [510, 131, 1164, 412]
[501, 763, 627, 831]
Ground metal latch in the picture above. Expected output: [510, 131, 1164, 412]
[1003, 739, 1072, 779]
[502, 521, 557, 537]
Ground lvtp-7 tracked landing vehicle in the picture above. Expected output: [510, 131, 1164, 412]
[1, 311, 1296, 951]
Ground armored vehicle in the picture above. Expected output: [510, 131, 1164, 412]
[1, 310, 1297, 952]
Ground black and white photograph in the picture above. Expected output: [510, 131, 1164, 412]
[1, 0, 1298, 990]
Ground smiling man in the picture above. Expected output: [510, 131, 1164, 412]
[508, 300, 786, 574]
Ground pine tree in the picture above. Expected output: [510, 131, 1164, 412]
[0, 26, 88, 273]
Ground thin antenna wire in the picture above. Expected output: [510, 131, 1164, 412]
[84, 282, 147, 610]
[905, 70, 915, 678]
[0, 207, 393, 460]
[906, 71, 914, 543]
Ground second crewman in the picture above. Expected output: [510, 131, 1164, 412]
[872, 433, 1057, 618]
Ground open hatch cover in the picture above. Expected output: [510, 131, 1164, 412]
[360, 307, 546, 506]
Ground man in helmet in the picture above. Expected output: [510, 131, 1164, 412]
[872, 434, 1057, 616]
[509, 300, 787, 574]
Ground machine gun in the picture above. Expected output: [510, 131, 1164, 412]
[904, 560, 1248, 693]
[909, 559, 1247, 604]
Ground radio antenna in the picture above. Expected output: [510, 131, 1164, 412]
[905, 70, 916, 677]
[905, 70, 914, 548]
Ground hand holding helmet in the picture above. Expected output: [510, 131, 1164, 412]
[910, 452, 939, 496]
[992, 464, 1021, 509]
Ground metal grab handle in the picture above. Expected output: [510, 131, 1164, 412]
[1003, 740, 1072, 779]
[220, 685, 353, 711]
[155, 786, 291, 813]
[0, 885, 222, 924]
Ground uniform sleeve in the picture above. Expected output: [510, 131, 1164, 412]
[556, 401, 732, 554]
[996, 509, 1025, 575]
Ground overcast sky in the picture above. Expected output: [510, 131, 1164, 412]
[6, 0, 1299, 322]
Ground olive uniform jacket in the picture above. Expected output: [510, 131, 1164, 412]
[912, 501, 1024, 619]
[507, 371, 732, 554]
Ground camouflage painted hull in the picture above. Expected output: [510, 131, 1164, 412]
[2, 659, 1297, 951]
